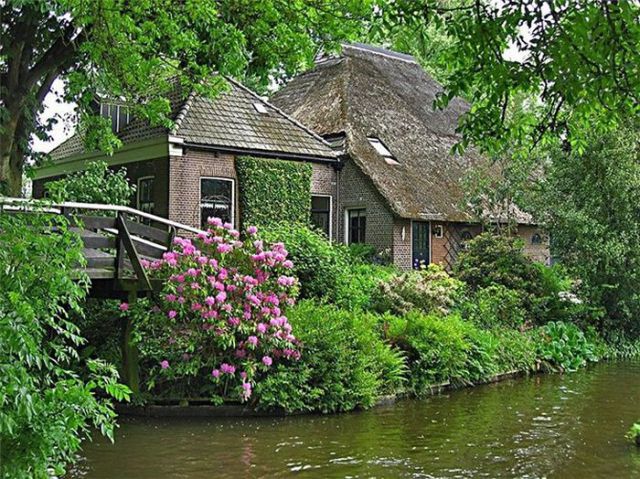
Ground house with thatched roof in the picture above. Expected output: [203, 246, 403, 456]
[271, 43, 549, 269]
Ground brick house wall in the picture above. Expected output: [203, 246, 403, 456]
[168, 148, 338, 235]
[168, 149, 238, 228]
[518, 225, 550, 264]
[337, 157, 396, 255]
[392, 218, 412, 269]
[310, 162, 338, 242]
[125, 158, 170, 218]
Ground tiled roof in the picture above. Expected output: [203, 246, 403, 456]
[272, 43, 533, 224]
[48, 78, 336, 161]
[175, 79, 335, 159]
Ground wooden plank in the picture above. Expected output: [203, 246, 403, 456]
[124, 218, 170, 244]
[1, 197, 208, 236]
[69, 215, 117, 230]
[131, 237, 165, 258]
[83, 248, 116, 268]
[84, 268, 117, 279]
[117, 214, 152, 290]
[71, 228, 116, 249]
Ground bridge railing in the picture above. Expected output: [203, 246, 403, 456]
[0, 197, 207, 291]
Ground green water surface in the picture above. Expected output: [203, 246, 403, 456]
[69, 361, 640, 478]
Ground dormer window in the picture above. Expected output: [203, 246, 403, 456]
[100, 103, 130, 133]
[367, 137, 399, 165]
[253, 102, 268, 114]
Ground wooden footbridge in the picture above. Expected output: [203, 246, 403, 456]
[1, 197, 208, 393]
[1, 197, 206, 299]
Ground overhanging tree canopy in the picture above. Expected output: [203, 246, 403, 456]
[372, 0, 640, 155]
[0, 0, 374, 195]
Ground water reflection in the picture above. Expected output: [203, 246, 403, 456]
[69, 362, 640, 478]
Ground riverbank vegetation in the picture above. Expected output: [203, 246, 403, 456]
[73, 220, 619, 415]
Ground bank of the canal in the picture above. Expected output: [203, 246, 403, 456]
[69, 361, 640, 479]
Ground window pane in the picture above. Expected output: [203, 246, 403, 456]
[311, 212, 330, 236]
[311, 196, 330, 211]
[348, 209, 366, 244]
[201, 178, 233, 227]
[118, 107, 129, 131]
[138, 177, 155, 223]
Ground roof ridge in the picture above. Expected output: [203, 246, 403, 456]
[225, 77, 334, 150]
[170, 89, 197, 135]
[342, 43, 418, 64]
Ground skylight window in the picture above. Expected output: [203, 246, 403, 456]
[367, 137, 399, 165]
[253, 102, 268, 114]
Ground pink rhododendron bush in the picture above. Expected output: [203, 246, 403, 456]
[127, 219, 300, 404]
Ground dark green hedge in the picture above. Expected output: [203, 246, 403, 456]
[236, 156, 312, 229]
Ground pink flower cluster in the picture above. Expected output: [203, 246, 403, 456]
[144, 219, 300, 402]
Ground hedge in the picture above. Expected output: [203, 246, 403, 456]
[236, 156, 312, 229]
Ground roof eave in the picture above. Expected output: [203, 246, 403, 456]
[182, 141, 338, 164]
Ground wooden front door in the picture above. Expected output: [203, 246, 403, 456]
[412, 221, 430, 268]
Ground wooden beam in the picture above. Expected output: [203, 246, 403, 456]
[117, 213, 152, 290]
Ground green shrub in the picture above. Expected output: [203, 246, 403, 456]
[0, 210, 128, 478]
[254, 301, 407, 413]
[384, 311, 472, 392]
[236, 156, 312, 229]
[376, 264, 464, 316]
[454, 232, 579, 324]
[334, 262, 397, 311]
[45, 160, 135, 206]
[461, 284, 527, 329]
[261, 224, 347, 300]
[454, 232, 544, 295]
[533, 321, 602, 372]
[383, 310, 537, 394]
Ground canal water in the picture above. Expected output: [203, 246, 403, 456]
[70, 361, 640, 478]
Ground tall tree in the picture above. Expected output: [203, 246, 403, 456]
[0, 0, 374, 196]
[372, 1, 640, 156]
[531, 123, 640, 336]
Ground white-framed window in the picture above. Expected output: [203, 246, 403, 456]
[310, 195, 332, 238]
[200, 177, 235, 228]
[137, 176, 155, 216]
[367, 137, 399, 165]
[100, 103, 130, 133]
[345, 208, 366, 244]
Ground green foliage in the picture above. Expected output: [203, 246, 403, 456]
[262, 224, 396, 309]
[461, 284, 527, 329]
[454, 232, 550, 321]
[334, 262, 397, 311]
[0, 210, 128, 479]
[371, 1, 640, 158]
[74, 299, 123, 366]
[261, 224, 348, 300]
[533, 125, 640, 337]
[255, 301, 407, 413]
[534, 321, 602, 373]
[383, 311, 536, 394]
[236, 157, 312, 229]
[4, 0, 375, 194]
[455, 233, 542, 294]
[45, 160, 135, 206]
[626, 423, 640, 445]
[376, 264, 464, 316]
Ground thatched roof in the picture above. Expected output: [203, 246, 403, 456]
[48, 79, 336, 162]
[272, 43, 531, 223]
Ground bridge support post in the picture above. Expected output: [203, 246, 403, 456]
[121, 290, 140, 396]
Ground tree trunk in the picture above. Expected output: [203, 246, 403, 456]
[0, 119, 24, 197]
